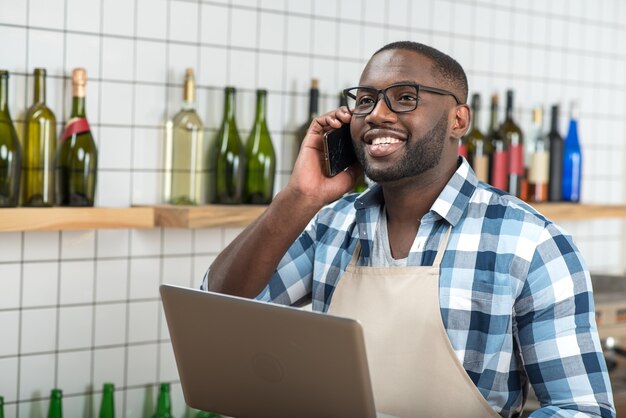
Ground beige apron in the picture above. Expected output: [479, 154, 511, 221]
[327, 227, 500, 417]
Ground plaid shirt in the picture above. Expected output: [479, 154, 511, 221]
[202, 158, 615, 417]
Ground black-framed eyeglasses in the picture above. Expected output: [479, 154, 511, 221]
[342, 82, 462, 116]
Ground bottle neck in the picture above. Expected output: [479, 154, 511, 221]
[505, 96, 514, 121]
[309, 88, 319, 118]
[471, 108, 480, 131]
[550, 106, 559, 133]
[71, 96, 87, 118]
[489, 103, 498, 132]
[34, 70, 46, 104]
[0, 75, 8, 112]
[223, 88, 236, 121]
[255, 90, 267, 122]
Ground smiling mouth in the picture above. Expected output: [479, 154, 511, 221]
[366, 136, 405, 158]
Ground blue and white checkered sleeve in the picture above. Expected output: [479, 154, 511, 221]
[515, 223, 615, 417]
[199, 218, 318, 302]
[254, 218, 317, 306]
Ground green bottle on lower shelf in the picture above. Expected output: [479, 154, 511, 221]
[153, 383, 174, 418]
[195, 411, 221, 418]
[47, 389, 63, 418]
[99, 383, 115, 418]
[0, 395, 5, 418]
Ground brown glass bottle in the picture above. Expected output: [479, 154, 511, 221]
[486, 95, 506, 191]
[500, 90, 524, 198]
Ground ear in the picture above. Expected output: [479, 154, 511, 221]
[450, 104, 470, 139]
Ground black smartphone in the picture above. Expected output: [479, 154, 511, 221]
[322, 123, 357, 177]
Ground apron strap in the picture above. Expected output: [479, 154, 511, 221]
[432, 225, 452, 267]
[349, 224, 453, 268]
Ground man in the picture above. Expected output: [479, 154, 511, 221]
[202, 41, 615, 417]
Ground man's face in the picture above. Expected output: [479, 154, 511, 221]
[350, 49, 456, 184]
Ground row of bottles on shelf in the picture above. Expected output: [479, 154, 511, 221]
[164, 69, 276, 206]
[460, 89, 582, 203]
[0, 383, 220, 418]
[0, 68, 97, 208]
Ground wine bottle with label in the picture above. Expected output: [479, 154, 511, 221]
[486, 94, 506, 191]
[56, 68, 97, 206]
[23, 68, 57, 206]
[528, 107, 549, 202]
[47, 389, 63, 418]
[466, 93, 491, 182]
[0, 70, 22, 207]
[99, 383, 115, 418]
[548, 104, 563, 201]
[562, 101, 582, 202]
[163, 68, 205, 205]
[209, 86, 244, 204]
[152, 383, 174, 418]
[244, 89, 276, 204]
[294, 79, 319, 167]
[500, 90, 524, 198]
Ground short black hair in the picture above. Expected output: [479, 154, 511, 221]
[375, 41, 468, 104]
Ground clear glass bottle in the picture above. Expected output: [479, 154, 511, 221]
[244, 89, 276, 204]
[56, 68, 98, 206]
[23, 68, 57, 206]
[528, 107, 549, 202]
[209, 86, 245, 204]
[0, 70, 22, 207]
[163, 68, 205, 205]
[562, 101, 582, 202]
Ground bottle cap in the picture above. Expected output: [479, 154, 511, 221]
[183, 68, 195, 102]
[311, 78, 319, 89]
[72, 68, 87, 97]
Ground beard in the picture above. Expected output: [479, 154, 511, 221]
[354, 113, 449, 183]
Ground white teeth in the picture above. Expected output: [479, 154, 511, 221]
[371, 137, 401, 145]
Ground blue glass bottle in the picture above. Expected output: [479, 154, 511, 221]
[561, 102, 582, 202]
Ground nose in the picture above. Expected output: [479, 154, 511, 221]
[364, 93, 397, 124]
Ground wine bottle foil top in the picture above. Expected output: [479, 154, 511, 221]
[72, 68, 87, 97]
[184, 68, 195, 102]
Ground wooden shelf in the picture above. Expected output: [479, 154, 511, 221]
[2, 203, 626, 232]
[153, 204, 267, 228]
[0, 207, 155, 231]
[533, 203, 626, 221]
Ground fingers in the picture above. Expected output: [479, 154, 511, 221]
[310, 107, 352, 136]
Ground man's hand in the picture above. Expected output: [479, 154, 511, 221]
[287, 107, 363, 207]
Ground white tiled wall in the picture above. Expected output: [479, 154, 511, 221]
[0, 0, 625, 416]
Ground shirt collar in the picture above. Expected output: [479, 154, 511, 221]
[354, 156, 478, 227]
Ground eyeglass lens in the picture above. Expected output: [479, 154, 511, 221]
[345, 85, 419, 115]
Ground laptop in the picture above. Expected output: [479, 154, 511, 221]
[160, 284, 379, 418]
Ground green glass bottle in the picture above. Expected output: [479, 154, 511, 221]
[164, 68, 205, 205]
[244, 89, 276, 204]
[99, 383, 115, 418]
[23, 68, 57, 206]
[47, 388, 63, 418]
[195, 411, 221, 418]
[294, 78, 319, 167]
[56, 68, 98, 206]
[0, 395, 5, 418]
[153, 383, 174, 418]
[209, 86, 244, 204]
[0, 70, 22, 207]
[465, 93, 491, 183]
